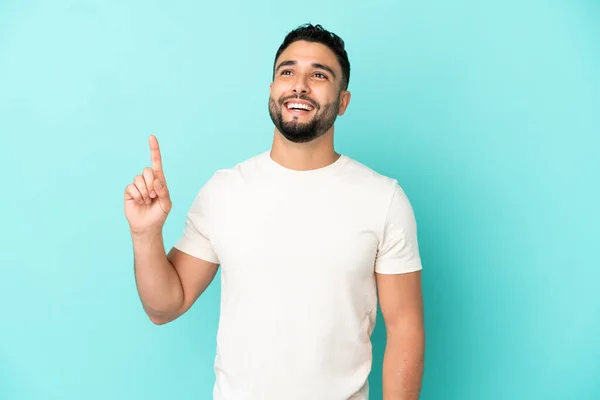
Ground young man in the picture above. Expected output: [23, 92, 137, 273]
[125, 23, 424, 400]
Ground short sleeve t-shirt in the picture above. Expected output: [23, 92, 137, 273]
[173, 150, 422, 400]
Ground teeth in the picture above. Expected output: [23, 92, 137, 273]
[287, 102, 313, 111]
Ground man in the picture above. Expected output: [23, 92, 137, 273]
[124, 23, 424, 400]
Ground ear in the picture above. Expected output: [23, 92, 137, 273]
[337, 90, 351, 116]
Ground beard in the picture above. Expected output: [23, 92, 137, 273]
[268, 94, 340, 143]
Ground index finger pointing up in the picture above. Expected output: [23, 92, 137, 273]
[149, 134, 164, 180]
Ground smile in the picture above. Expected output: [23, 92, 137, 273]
[285, 102, 315, 111]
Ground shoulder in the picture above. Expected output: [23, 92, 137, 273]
[216, 151, 266, 176]
[340, 156, 407, 201]
[196, 151, 267, 195]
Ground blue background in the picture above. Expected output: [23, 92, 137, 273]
[1, 0, 598, 399]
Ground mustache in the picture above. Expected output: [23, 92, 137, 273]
[279, 94, 319, 109]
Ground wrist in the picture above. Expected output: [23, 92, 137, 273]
[130, 228, 163, 242]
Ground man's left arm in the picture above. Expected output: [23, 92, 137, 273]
[377, 270, 425, 400]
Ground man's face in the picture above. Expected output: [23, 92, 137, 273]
[269, 40, 350, 143]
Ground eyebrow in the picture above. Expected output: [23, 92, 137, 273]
[275, 60, 337, 79]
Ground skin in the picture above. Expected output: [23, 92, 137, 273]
[124, 39, 424, 399]
[268, 40, 351, 171]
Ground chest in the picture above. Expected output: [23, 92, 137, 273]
[209, 184, 380, 281]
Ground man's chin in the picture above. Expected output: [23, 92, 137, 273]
[283, 113, 314, 124]
[279, 125, 321, 142]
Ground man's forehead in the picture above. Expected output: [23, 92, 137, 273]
[276, 41, 339, 70]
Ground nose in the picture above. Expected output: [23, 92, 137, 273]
[291, 74, 310, 95]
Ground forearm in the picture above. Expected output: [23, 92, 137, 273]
[382, 329, 425, 400]
[131, 230, 183, 321]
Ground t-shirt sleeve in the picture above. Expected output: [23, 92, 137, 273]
[374, 180, 423, 274]
[172, 178, 220, 265]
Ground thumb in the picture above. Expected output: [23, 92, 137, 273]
[154, 178, 172, 214]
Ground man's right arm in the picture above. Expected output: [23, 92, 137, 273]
[125, 134, 219, 325]
[132, 230, 219, 325]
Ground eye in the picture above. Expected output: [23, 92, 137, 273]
[281, 69, 293, 76]
[314, 72, 328, 79]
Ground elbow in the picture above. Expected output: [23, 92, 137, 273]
[149, 315, 171, 325]
[386, 322, 425, 348]
[144, 304, 179, 325]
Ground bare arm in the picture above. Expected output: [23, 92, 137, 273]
[132, 231, 219, 325]
[125, 135, 219, 325]
[377, 270, 425, 399]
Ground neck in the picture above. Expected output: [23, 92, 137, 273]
[270, 128, 340, 171]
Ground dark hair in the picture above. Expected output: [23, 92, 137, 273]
[273, 23, 351, 90]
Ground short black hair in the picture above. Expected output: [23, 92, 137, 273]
[273, 23, 351, 90]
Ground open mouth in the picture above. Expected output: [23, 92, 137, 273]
[284, 100, 316, 115]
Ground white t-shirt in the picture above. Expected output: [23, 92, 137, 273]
[173, 150, 422, 400]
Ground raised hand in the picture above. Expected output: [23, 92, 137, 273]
[124, 135, 173, 235]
